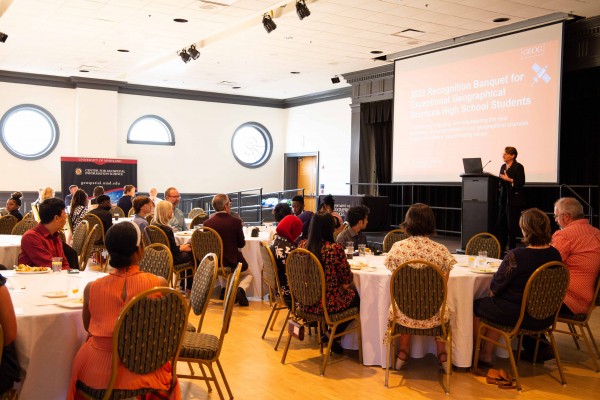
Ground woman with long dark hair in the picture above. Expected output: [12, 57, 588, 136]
[69, 189, 88, 231]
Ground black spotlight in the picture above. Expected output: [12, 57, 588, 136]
[296, 0, 311, 20]
[331, 76, 340, 84]
[262, 13, 277, 33]
[0, 32, 7, 43]
[188, 45, 200, 60]
[179, 49, 191, 63]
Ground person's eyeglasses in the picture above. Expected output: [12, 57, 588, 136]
[554, 213, 564, 219]
[168, 195, 181, 199]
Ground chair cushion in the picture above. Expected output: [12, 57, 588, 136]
[173, 262, 193, 273]
[295, 307, 359, 323]
[76, 380, 153, 400]
[393, 322, 449, 338]
[179, 332, 219, 360]
[481, 317, 550, 336]
[558, 312, 588, 322]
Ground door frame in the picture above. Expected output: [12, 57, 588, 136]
[284, 152, 319, 199]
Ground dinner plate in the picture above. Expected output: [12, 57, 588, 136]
[487, 261, 501, 268]
[468, 267, 497, 274]
[16, 268, 51, 274]
[455, 262, 470, 268]
[43, 291, 68, 298]
[56, 298, 84, 309]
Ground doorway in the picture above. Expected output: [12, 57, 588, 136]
[284, 152, 319, 212]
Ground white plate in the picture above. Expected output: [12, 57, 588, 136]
[56, 298, 84, 309]
[16, 268, 51, 274]
[469, 267, 497, 274]
[43, 291, 68, 298]
[455, 262, 470, 268]
[487, 261, 501, 268]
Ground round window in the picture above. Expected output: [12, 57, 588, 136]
[231, 122, 273, 168]
[0, 104, 59, 160]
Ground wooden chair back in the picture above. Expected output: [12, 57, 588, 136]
[70, 220, 90, 255]
[145, 225, 170, 247]
[465, 232, 501, 259]
[0, 215, 18, 235]
[139, 243, 174, 285]
[10, 218, 38, 235]
[189, 253, 219, 331]
[383, 229, 409, 253]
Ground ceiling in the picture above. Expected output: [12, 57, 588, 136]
[0, 0, 599, 100]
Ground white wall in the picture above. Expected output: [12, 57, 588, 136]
[0, 81, 352, 196]
[285, 98, 352, 195]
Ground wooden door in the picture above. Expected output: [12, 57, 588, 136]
[297, 156, 317, 212]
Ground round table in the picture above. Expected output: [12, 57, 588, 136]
[0, 234, 22, 268]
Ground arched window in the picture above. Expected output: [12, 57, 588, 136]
[0, 104, 59, 160]
[231, 122, 273, 168]
[127, 115, 175, 145]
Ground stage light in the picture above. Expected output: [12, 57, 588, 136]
[189, 45, 200, 60]
[0, 32, 7, 43]
[296, 0, 310, 20]
[331, 76, 340, 84]
[262, 13, 277, 33]
[179, 49, 191, 63]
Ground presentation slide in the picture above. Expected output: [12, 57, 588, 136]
[392, 23, 563, 183]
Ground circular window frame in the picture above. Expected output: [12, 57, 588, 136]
[0, 104, 60, 160]
[127, 115, 175, 146]
[231, 122, 273, 169]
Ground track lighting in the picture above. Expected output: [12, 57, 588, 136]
[331, 76, 340, 84]
[179, 49, 191, 63]
[262, 13, 277, 33]
[188, 45, 200, 60]
[0, 32, 7, 43]
[296, 0, 310, 20]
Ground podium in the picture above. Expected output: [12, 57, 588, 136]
[461, 173, 500, 249]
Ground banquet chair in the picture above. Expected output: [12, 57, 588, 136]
[383, 229, 409, 253]
[0, 215, 18, 235]
[82, 213, 108, 270]
[553, 275, 600, 372]
[465, 232, 501, 259]
[70, 220, 89, 255]
[186, 253, 219, 334]
[10, 218, 38, 235]
[282, 248, 362, 376]
[78, 225, 98, 271]
[474, 261, 569, 391]
[260, 242, 290, 350]
[139, 243, 174, 287]
[190, 213, 208, 228]
[22, 211, 34, 220]
[127, 207, 135, 218]
[0, 208, 6, 216]
[190, 227, 228, 296]
[177, 265, 242, 400]
[111, 206, 125, 219]
[145, 214, 154, 225]
[145, 225, 194, 289]
[385, 260, 452, 393]
[0, 325, 19, 400]
[76, 287, 188, 400]
[188, 207, 207, 219]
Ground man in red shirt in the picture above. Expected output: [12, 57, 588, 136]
[19, 198, 76, 269]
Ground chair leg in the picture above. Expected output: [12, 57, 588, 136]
[262, 305, 278, 339]
[357, 317, 363, 365]
[548, 332, 567, 386]
[516, 335, 524, 365]
[445, 332, 452, 395]
[385, 335, 392, 387]
[504, 332, 522, 391]
[215, 359, 233, 400]
[532, 333, 542, 365]
[199, 363, 213, 393]
[584, 323, 600, 359]
[274, 310, 291, 351]
[473, 324, 484, 370]
[568, 323, 581, 350]
[206, 363, 225, 400]
[281, 332, 293, 364]
[577, 324, 600, 372]
[320, 324, 336, 376]
[270, 308, 281, 331]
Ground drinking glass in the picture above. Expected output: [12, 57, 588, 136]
[52, 257, 62, 273]
[358, 244, 366, 257]
[346, 241, 354, 260]
[477, 250, 487, 267]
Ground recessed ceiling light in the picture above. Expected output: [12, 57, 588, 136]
[79, 69, 89, 73]
[117, 49, 129, 52]
[370, 50, 383, 54]
[174, 18, 188, 23]
[493, 17, 510, 23]
[290, 71, 300, 74]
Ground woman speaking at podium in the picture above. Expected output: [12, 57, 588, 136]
[496, 146, 525, 252]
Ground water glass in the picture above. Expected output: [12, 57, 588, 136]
[346, 241, 354, 260]
[113, 213, 119, 221]
[477, 250, 487, 267]
[358, 244, 366, 257]
[468, 256, 475, 268]
[52, 257, 62, 273]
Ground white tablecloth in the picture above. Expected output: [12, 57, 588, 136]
[340, 254, 497, 368]
[4, 268, 107, 399]
[174, 229, 271, 298]
[0, 234, 21, 268]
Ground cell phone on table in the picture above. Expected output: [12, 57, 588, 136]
[68, 269, 80, 274]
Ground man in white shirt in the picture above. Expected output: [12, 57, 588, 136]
[149, 187, 161, 207]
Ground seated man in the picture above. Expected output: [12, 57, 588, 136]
[88, 194, 113, 237]
[165, 187, 187, 232]
[203, 194, 253, 306]
[116, 184, 135, 216]
[291, 195, 313, 240]
[18, 198, 77, 269]
[272, 202, 292, 223]
[335, 205, 370, 249]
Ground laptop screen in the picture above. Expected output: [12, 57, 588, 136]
[462, 158, 483, 174]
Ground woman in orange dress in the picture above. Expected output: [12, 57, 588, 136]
[67, 221, 180, 400]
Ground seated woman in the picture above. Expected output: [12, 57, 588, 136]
[317, 194, 344, 238]
[132, 196, 153, 232]
[0, 273, 20, 394]
[5, 192, 23, 221]
[384, 203, 456, 372]
[298, 213, 359, 353]
[474, 208, 562, 366]
[152, 201, 193, 290]
[67, 222, 179, 399]
[69, 189, 88, 231]
[269, 214, 303, 308]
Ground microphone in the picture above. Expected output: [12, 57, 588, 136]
[481, 159, 492, 172]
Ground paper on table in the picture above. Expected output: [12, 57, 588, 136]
[14, 307, 24, 316]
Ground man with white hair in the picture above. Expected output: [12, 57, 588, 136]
[148, 187, 161, 207]
[203, 193, 253, 306]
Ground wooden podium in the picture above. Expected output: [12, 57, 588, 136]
[461, 173, 500, 249]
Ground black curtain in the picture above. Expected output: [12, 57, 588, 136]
[359, 100, 393, 194]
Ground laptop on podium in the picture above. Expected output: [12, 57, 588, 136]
[462, 158, 483, 174]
